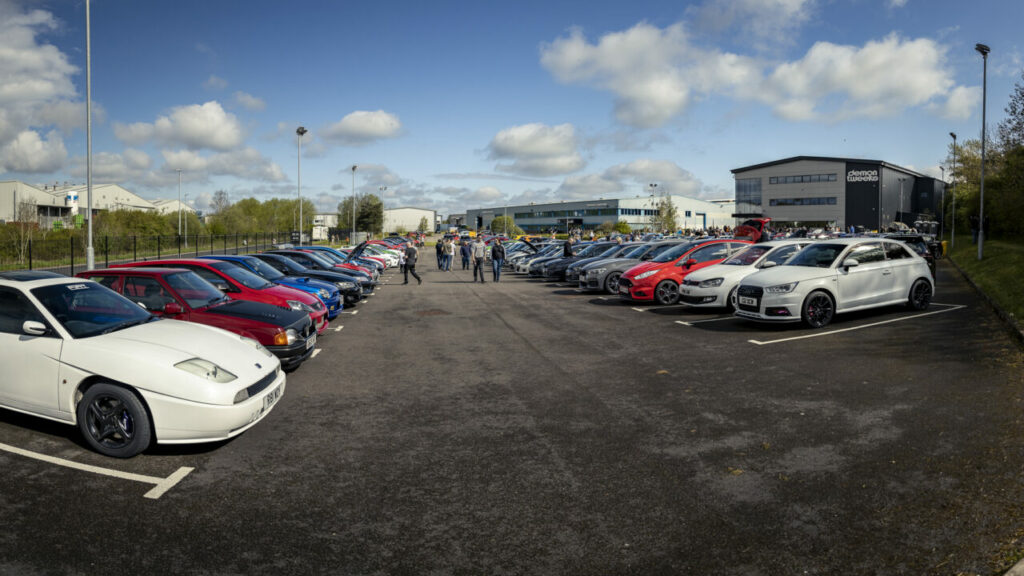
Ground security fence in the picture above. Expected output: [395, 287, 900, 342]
[0, 233, 290, 277]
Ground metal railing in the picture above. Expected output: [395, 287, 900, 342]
[0, 233, 290, 276]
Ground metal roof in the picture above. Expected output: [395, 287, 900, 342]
[731, 155, 928, 178]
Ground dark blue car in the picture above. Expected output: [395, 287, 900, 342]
[200, 255, 343, 319]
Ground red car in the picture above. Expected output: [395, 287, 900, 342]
[77, 267, 317, 371]
[112, 258, 329, 334]
[618, 239, 753, 305]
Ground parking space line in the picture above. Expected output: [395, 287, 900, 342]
[312, 349, 322, 358]
[748, 304, 966, 346]
[333, 325, 344, 332]
[675, 317, 737, 326]
[0, 441, 193, 500]
[339, 310, 359, 315]
[597, 296, 607, 300]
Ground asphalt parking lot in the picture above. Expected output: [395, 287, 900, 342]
[2, 258, 1023, 575]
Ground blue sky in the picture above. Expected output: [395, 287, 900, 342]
[1, 0, 1021, 217]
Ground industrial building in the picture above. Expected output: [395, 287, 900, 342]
[465, 195, 736, 234]
[1, 180, 193, 230]
[383, 207, 436, 234]
[731, 156, 944, 231]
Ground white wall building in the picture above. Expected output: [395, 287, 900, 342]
[383, 207, 436, 234]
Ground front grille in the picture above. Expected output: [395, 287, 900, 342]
[619, 278, 633, 289]
[736, 285, 763, 312]
[237, 369, 278, 404]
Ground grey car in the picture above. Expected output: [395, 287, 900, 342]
[578, 240, 684, 294]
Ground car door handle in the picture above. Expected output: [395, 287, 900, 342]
[882, 270, 892, 275]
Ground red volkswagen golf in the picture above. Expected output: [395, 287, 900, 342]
[618, 238, 752, 305]
[112, 258, 329, 334]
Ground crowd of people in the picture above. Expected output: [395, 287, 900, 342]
[429, 236, 506, 282]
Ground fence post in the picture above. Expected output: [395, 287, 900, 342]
[177, 234, 182, 257]
[210, 234, 214, 255]
[194, 234, 199, 257]
[28, 239, 33, 270]
[104, 236, 109, 268]
[133, 236, 137, 262]
[157, 236, 161, 260]
[70, 236, 74, 275]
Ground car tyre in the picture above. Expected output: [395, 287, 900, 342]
[77, 383, 152, 458]
[605, 272, 622, 295]
[801, 290, 835, 329]
[654, 280, 680, 305]
[726, 286, 738, 311]
[908, 278, 932, 310]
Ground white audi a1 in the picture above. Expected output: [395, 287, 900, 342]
[679, 239, 813, 310]
[733, 238, 934, 328]
[0, 271, 286, 457]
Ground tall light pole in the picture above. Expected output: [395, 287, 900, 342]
[351, 165, 357, 243]
[379, 185, 387, 237]
[85, 0, 94, 270]
[177, 169, 182, 237]
[296, 126, 307, 246]
[939, 166, 945, 240]
[897, 177, 906, 226]
[975, 42, 990, 260]
[648, 183, 657, 232]
[184, 193, 189, 246]
[950, 132, 957, 250]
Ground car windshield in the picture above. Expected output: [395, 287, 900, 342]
[596, 245, 625, 258]
[313, 250, 345, 264]
[32, 281, 154, 338]
[651, 242, 699, 263]
[786, 243, 845, 268]
[620, 244, 648, 258]
[241, 257, 286, 281]
[575, 244, 606, 257]
[303, 251, 340, 269]
[210, 261, 274, 289]
[164, 271, 226, 308]
[258, 254, 307, 274]
[722, 245, 771, 266]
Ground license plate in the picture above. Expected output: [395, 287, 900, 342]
[264, 385, 282, 410]
[305, 334, 316, 350]
[739, 296, 757, 307]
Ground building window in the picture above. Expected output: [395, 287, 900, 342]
[685, 210, 691, 217]
[769, 173, 838, 185]
[768, 197, 838, 206]
[735, 177, 762, 214]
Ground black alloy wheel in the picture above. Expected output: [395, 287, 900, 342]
[77, 383, 152, 458]
[605, 272, 622, 295]
[802, 290, 835, 328]
[908, 279, 932, 310]
[654, 280, 680, 305]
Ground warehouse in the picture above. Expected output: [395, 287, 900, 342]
[731, 156, 944, 232]
[383, 207, 436, 235]
[466, 195, 735, 234]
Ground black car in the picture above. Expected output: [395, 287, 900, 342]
[541, 242, 616, 281]
[256, 252, 372, 304]
[884, 234, 939, 279]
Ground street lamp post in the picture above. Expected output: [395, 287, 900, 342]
[296, 126, 307, 246]
[648, 183, 657, 232]
[939, 166, 945, 240]
[351, 165, 357, 244]
[898, 177, 906, 226]
[950, 132, 957, 250]
[379, 185, 387, 237]
[85, 0, 94, 270]
[177, 169, 182, 238]
[184, 193, 189, 247]
[975, 42, 990, 260]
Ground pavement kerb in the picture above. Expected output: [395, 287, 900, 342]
[944, 255, 1024, 347]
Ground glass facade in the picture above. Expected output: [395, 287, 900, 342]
[735, 177, 762, 214]
[769, 197, 838, 206]
[768, 174, 838, 184]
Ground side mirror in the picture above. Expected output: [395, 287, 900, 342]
[164, 302, 183, 315]
[641, 254, 652, 260]
[684, 258, 697, 268]
[842, 258, 860, 269]
[23, 320, 48, 336]
[213, 282, 232, 292]
[760, 261, 777, 269]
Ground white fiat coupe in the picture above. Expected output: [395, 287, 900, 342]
[734, 238, 934, 328]
[0, 271, 286, 457]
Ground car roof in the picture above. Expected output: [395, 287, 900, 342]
[0, 273, 96, 290]
[79, 267, 193, 276]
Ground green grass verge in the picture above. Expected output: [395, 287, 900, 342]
[946, 234, 1024, 328]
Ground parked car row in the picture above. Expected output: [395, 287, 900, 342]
[505, 234, 936, 329]
[0, 239, 411, 459]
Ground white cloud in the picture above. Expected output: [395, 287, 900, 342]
[113, 101, 245, 151]
[542, 22, 969, 128]
[204, 75, 227, 90]
[160, 147, 286, 182]
[320, 110, 402, 146]
[69, 148, 152, 182]
[0, 130, 67, 174]
[555, 159, 704, 201]
[686, 0, 816, 50]
[935, 85, 981, 120]
[888, 0, 908, 7]
[488, 123, 585, 176]
[234, 91, 266, 111]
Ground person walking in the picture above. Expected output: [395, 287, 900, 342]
[435, 240, 444, 269]
[460, 241, 472, 270]
[470, 237, 487, 283]
[403, 242, 422, 285]
[491, 241, 506, 282]
[442, 238, 454, 271]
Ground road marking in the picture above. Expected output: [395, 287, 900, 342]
[748, 304, 966, 346]
[333, 325, 344, 332]
[339, 310, 359, 315]
[312, 349, 322, 358]
[0, 441, 193, 500]
[675, 317, 737, 326]
[633, 304, 689, 312]
[631, 307, 646, 312]
[597, 296, 607, 300]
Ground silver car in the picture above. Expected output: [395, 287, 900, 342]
[579, 240, 684, 294]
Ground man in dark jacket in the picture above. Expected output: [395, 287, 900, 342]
[460, 241, 472, 270]
[491, 241, 506, 282]
[435, 240, 444, 269]
[404, 243, 422, 285]
[562, 238, 574, 257]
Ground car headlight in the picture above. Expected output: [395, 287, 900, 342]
[765, 282, 799, 294]
[336, 281, 355, 290]
[287, 300, 314, 312]
[175, 358, 237, 383]
[589, 268, 606, 276]
[699, 278, 724, 288]
[272, 328, 299, 346]
[317, 288, 330, 299]
[634, 270, 657, 280]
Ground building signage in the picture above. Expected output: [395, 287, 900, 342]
[847, 169, 879, 182]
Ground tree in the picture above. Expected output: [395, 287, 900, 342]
[356, 195, 383, 236]
[614, 220, 632, 234]
[417, 216, 429, 234]
[597, 220, 617, 235]
[652, 193, 678, 233]
[337, 197, 357, 234]
[997, 70, 1024, 152]
[489, 215, 523, 236]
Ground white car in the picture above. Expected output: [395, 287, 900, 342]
[734, 238, 934, 328]
[0, 271, 286, 458]
[679, 240, 812, 310]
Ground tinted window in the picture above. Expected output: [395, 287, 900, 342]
[165, 271, 225, 308]
[210, 261, 274, 289]
[763, 245, 802, 266]
[723, 245, 770, 266]
[687, 244, 730, 264]
[652, 242, 699, 263]
[848, 243, 885, 264]
[0, 287, 46, 335]
[884, 242, 913, 260]
[32, 282, 152, 338]
[787, 243, 845, 268]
